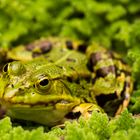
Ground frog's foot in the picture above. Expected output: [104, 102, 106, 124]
[71, 103, 103, 119]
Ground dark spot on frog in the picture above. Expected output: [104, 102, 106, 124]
[96, 65, 116, 78]
[26, 41, 52, 53]
[26, 43, 35, 51]
[65, 111, 81, 119]
[78, 43, 87, 53]
[66, 40, 73, 50]
[39, 41, 52, 54]
[66, 58, 76, 62]
[89, 52, 102, 66]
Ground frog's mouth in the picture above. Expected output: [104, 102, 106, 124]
[1, 94, 81, 110]
[4, 99, 80, 108]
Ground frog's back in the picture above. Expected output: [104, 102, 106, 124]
[6, 38, 92, 79]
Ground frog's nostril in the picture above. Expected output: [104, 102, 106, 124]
[11, 84, 14, 88]
[18, 88, 23, 91]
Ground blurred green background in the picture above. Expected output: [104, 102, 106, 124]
[0, 0, 140, 48]
[0, 0, 140, 114]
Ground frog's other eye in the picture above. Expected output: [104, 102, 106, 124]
[3, 62, 26, 75]
[36, 78, 51, 93]
[3, 64, 8, 73]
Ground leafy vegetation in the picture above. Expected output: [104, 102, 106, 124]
[1, 110, 140, 140]
[0, 0, 140, 48]
[1, 0, 140, 139]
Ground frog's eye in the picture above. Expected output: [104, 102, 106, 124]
[3, 62, 26, 75]
[36, 78, 51, 93]
[39, 79, 49, 86]
[3, 64, 8, 73]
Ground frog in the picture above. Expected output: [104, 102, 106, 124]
[0, 37, 133, 126]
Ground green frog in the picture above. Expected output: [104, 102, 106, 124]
[0, 38, 133, 126]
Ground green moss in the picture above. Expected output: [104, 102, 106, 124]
[0, 110, 140, 140]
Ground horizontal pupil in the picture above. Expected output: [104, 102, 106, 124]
[39, 79, 49, 86]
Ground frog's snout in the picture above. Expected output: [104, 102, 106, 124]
[4, 88, 19, 99]
[3, 83, 31, 100]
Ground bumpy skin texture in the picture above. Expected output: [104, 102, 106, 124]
[0, 38, 133, 126]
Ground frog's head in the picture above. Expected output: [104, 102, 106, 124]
[0, 61, 80, 125]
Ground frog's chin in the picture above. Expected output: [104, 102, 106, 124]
[3, 100, 80, 126]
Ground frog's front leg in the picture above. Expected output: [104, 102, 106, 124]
[54, 103, 103, 128]
[71, 103, 103, 119]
